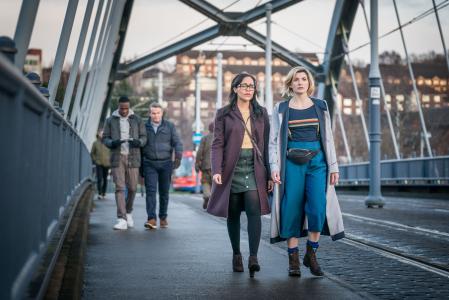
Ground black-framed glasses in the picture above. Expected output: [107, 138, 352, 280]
[237, 83, 255, 90]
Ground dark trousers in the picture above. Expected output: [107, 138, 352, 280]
[95, 165, 109, 195]
[143, 160, 173, 220]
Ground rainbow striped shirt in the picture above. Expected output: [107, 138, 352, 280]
[288, 106, 320, 141]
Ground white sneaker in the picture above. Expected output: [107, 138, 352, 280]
[126, 214, 134, 228]
[113, 218, 128, 230]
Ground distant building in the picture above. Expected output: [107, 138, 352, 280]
[24, 48, 42, 77]
[138, 49, 447, 156]
[337, 62, 448, 116]
[163, 50, 318, 149]
[335, 61, 449, 160]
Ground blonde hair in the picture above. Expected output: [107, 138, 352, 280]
[281, 66, 315, 97]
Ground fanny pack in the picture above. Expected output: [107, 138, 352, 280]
[287, 148, 319, 165]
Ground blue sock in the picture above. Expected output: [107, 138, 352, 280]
[287, 247, 299, 254]
[307, 240, 319, 252]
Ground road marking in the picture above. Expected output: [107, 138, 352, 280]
[342, 234, 449, 279]
[342, 212, 449, 238]
[339, 197, 449, 211]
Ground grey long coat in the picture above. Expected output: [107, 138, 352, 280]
[268, 98, 345, 243]
[207, 105, 271, 218]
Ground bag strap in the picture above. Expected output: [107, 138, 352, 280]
[240, 119, 263, 161]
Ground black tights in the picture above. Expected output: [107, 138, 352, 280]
[227, 190, 261, 257]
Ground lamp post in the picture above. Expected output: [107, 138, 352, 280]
[265, 3, 273, 115]
[194, 51, 205, 193]
[365, 0, 385, 208]
[158, 70, 163, 105]
[216, 52, 223, 109]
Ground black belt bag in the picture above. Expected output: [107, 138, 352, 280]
[287, 148, 319, 165]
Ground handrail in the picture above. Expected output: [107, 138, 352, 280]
[339, 156, 449, 184]
[0, 55, 92, 300]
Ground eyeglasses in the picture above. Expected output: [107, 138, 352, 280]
[237, 83, 255, 91]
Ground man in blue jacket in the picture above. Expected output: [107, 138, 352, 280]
[142, 102, 183, 229]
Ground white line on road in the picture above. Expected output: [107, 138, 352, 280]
[339, 196, 449, 211]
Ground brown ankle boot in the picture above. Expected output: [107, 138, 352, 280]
[288, 252, 301, 277]
[232, 254, 244, 272]
[248, 255, 260, 278]
[303, 244, 324, 276]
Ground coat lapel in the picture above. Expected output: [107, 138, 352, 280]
[312, 98, 327, 155]
[278, 100, 289, 196]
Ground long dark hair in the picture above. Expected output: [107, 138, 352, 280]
[223, 72, 264, 118]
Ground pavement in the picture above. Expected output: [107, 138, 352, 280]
[83, 193, 368, 300]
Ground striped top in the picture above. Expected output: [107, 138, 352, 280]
[288, 106, 320, 141]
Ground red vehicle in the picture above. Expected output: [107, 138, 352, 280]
[172, 151, 201, 192]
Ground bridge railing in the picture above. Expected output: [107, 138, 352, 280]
[338, 156, 449, 185]
[0, 55, 92, 300]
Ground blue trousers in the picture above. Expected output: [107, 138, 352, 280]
[143, 160, 173, 220]
[280, 141, 327, 238]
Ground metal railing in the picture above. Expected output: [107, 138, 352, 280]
[0, 55, 92, 300]
[339, 156, 449, 185]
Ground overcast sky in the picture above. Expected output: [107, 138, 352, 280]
[1, 0, 448, 68]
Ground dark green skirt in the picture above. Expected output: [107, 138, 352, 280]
[231, 148, 257, 193]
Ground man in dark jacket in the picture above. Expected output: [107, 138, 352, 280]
[103, 96, 147, 230]
[195, 122, 214, 210]
[142, 102, 183, 229]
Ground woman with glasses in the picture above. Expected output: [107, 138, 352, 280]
[269, 66, 344, 277]
[207, 72, 273, 278]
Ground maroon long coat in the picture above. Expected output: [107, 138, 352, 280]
[207, 105, 271, 218]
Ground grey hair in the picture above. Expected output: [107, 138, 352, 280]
[149, 102, 163, 110]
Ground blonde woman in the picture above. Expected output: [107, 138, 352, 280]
[269, 66, 344, 277]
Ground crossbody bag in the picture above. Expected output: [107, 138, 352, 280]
[240, 119, 263, 161]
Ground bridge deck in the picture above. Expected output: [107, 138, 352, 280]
[84, 193, 365, 299]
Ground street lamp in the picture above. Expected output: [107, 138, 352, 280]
[194, 51, 205, 193]
[365, 0, 385, 208]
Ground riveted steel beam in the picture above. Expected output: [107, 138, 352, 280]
[317, 0, 359, 116]
[117, 25, 221, 79]
[242, 27, 320, 74]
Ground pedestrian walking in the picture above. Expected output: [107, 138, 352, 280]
[103, 96, 147, 230]
[208, 72, 273, 278]
[91, 130, 110, 199]
[269, 66, 345, 277]
[141, 102, 183, 229]
[195, 122, 214, 210]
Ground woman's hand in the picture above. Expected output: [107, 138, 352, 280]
[271, 171, 281, 184]
[330, 172, 339, 186]
[267, 180, 274, 192]
[213, 174, 222, 185]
